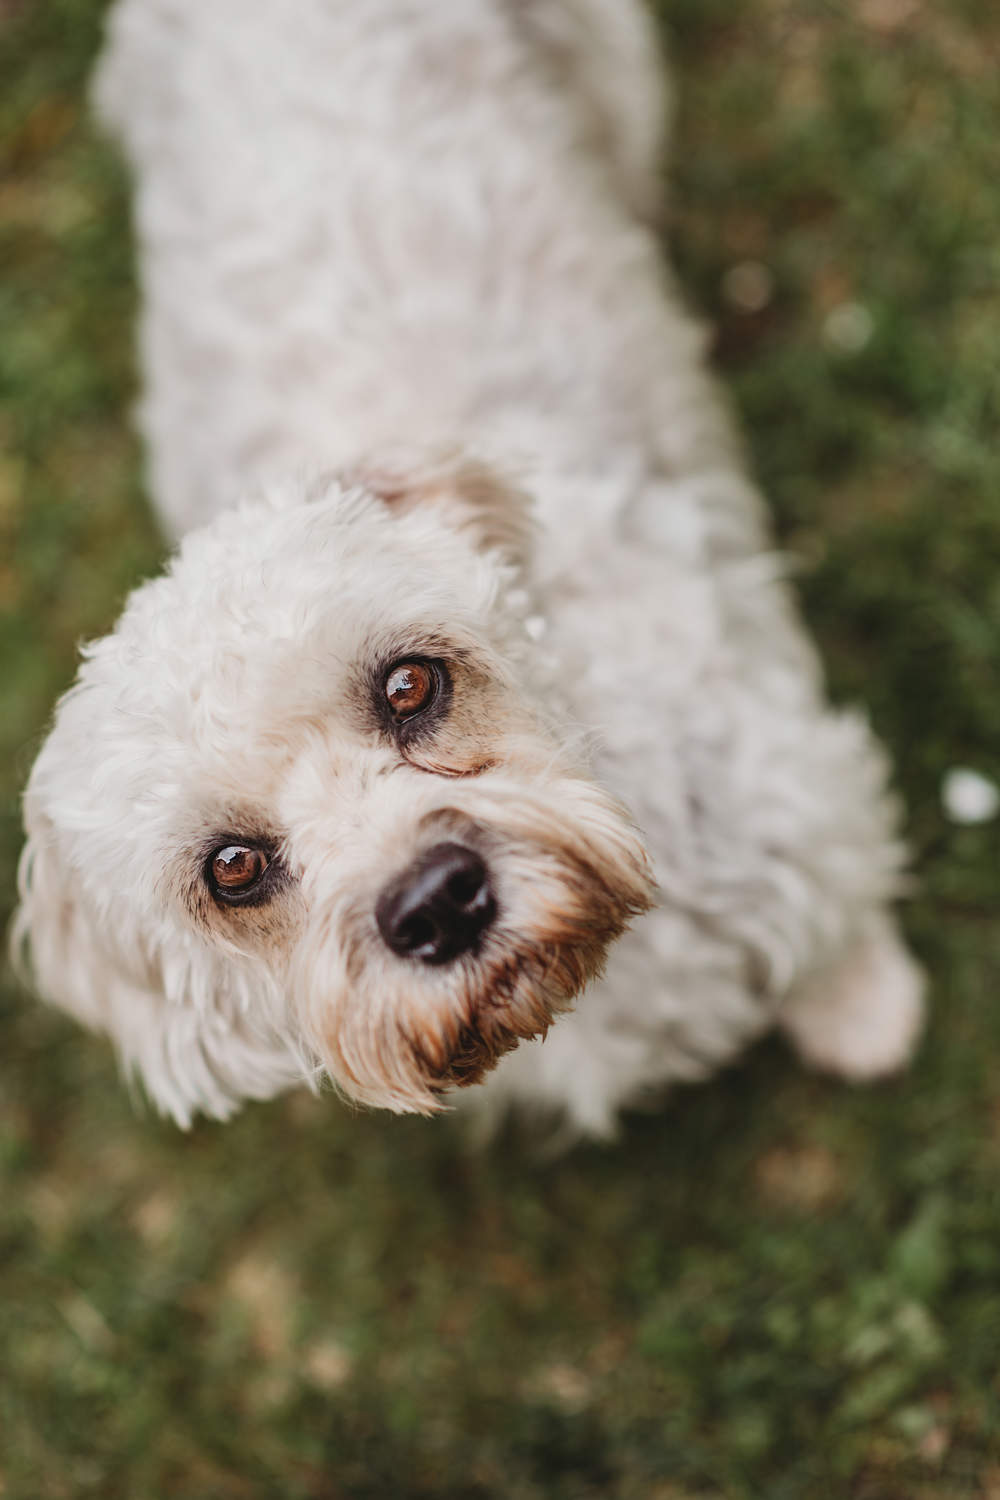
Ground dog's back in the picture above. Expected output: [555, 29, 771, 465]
[95, 0, 702, 544]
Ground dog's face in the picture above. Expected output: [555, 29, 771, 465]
[16, 458, 652, 1124]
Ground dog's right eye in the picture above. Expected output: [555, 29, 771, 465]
[207, 844, 270, 902]
[384, 660, 439, 720]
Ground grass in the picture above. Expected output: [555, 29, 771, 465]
[2, 1, 1000, 1495]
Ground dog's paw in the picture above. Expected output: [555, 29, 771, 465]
[780, 917, 925, 1081]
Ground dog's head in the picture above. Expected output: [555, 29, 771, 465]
[15, 454, 653, 1123]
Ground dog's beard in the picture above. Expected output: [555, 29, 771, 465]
[291, 785, 654, 1113]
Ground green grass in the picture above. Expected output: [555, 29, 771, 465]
[3, 1, 1000, 1495]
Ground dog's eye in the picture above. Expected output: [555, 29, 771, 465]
[208, 844, 269, 898]
[385, 661, 438, 720]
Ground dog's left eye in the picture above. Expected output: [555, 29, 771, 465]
[207, 844, 270, 901]
[385, 660, 438, 720]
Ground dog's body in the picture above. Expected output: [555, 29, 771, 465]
[16, 0, 923, 1136]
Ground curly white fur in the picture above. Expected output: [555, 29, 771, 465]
[15, 0, 924, 1137]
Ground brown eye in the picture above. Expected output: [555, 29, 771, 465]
[385, 661, 437, 720]
[209, 844, 268, 895]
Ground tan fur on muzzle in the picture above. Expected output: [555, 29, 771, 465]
[294, 784, 654, 1113]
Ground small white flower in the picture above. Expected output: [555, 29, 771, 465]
[721, 260, 774, 314]
[941, 767, 1000, 825]
[823, 301, 874, 354]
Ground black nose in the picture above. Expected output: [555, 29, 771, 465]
[375, 842, 496, 965]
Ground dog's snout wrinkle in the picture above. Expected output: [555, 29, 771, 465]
[376, 842, 496, 965]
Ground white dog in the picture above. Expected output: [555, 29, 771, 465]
[15, 0, 924, 1137]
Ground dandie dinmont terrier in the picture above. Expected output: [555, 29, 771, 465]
[15, 0, 925, 1136]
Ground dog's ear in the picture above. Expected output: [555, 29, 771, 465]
[13, 813, 297, 1127]
[13, 814, 136, 1034]
[13, 817, 174, 1109]
[347, 449, 535, 564]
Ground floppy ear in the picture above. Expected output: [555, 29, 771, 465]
[13, 813, 302, 1127]
[13, 815, 132, 1035]
[345, 447, 536, 564]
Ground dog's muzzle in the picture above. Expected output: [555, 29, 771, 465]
[375, 841, 497, 965]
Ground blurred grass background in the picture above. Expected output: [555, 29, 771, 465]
[2, 0, 1000, 1495]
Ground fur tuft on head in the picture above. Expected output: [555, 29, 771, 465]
[342, 448, 536, 566]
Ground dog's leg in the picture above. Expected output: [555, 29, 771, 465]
[778, 913, 925, 1080]
[503, 0, 670, 223]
